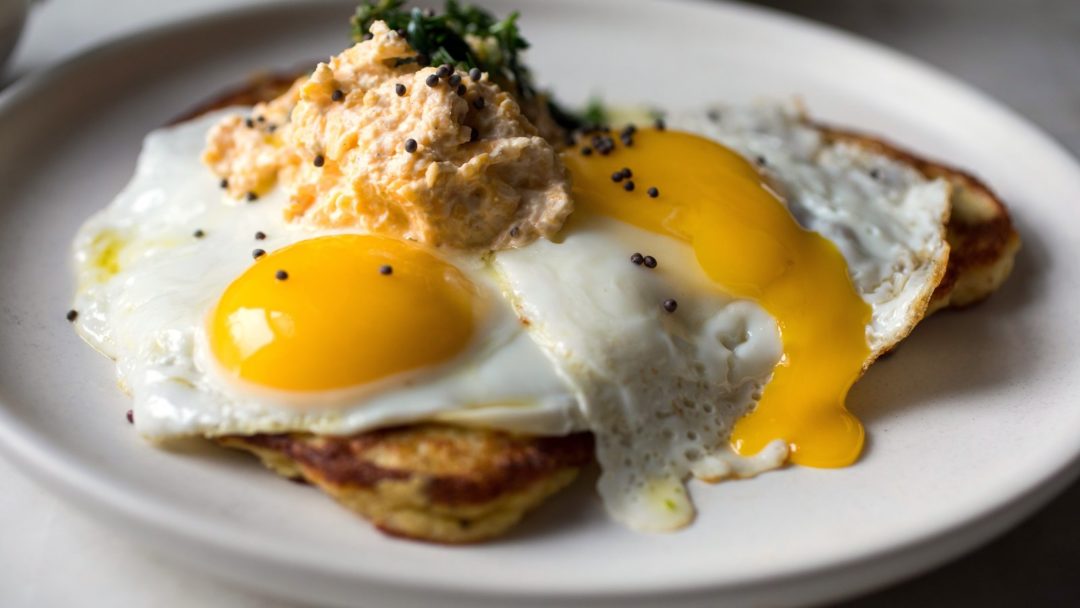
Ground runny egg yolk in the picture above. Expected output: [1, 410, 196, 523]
[564, 129, 872, 467]
[208, 234, 476, 392]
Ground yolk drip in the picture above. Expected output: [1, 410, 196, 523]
[564, 129, 872, 467]
[208, 234, 476, 392]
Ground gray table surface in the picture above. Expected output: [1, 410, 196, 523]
[1, 0, 1077, 606]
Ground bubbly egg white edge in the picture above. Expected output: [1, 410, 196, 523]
[495, 214, 789, 529]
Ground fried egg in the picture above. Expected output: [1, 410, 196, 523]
[72, 102, 949, 533]
[494, 105, 948, 530]
[73, 110, 581, 440]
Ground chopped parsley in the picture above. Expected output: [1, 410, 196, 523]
[581, 96, 610, 128]
[351, 0, 584, 129]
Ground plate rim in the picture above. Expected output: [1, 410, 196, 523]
[2, 0, 1080, 603]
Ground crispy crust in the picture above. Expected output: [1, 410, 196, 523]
[219, 426, 593, 543]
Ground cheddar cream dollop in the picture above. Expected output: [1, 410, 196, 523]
[203, 21, 571, 250]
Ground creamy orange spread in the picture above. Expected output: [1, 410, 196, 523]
[203, 21, 571, 249]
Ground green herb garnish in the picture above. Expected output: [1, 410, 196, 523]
[351, 0, 584, 129]
[581, 97, 610, 127]
[352, 1, 528, 94]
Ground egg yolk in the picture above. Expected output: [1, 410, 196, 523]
[564, 129, 872, 467]
[208, 234, 476, 392]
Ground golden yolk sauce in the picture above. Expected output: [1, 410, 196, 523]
[208, 234, 476, 392]
[564, 129, 872, 467]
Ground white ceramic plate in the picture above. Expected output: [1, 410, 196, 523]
[1, 1, 1078, 606]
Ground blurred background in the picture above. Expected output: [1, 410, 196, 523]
[1, 0, 1077, 606]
